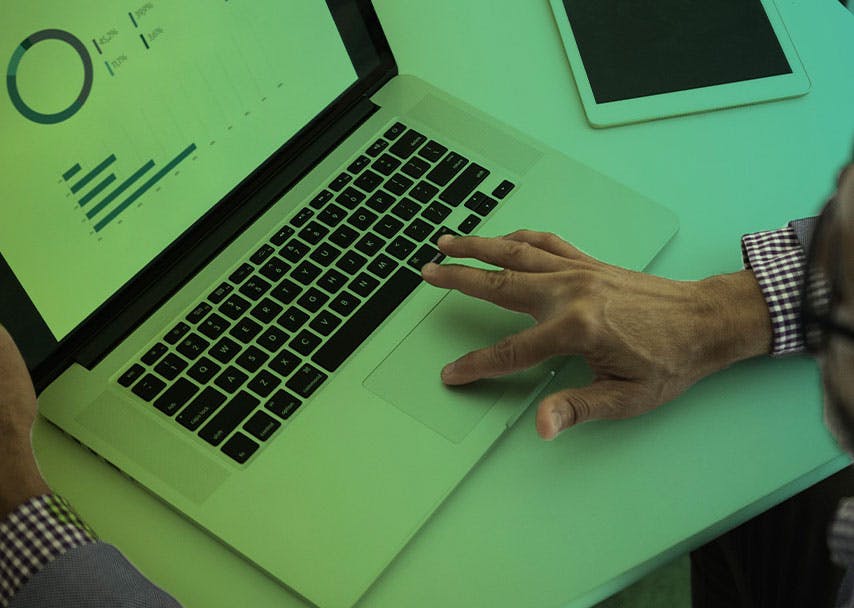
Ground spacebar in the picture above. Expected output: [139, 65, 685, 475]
[312, 268, 421, 372]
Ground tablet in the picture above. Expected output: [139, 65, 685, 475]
[548, 0, 810, 128]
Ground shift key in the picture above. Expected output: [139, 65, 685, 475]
[199, 390, 259, 446]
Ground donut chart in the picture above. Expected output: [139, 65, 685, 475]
[6, 29, 93, 124]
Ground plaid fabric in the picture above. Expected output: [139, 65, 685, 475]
[741, 225, 807, 356]
[0, 495, 96, 608]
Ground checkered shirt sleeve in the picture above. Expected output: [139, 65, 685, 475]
[741, 225, 807, 356]
[0, 494, 96, 608]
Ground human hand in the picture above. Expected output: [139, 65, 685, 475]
[0, 325, 50, 517]
[421, 231, 772, 440]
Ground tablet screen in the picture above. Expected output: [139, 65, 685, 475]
[561, 0, 792, 103]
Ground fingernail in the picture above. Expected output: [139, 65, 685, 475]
[422, 262, 438, 276]
[551, 411, 563, 435]
[441, 362, 455, 380]
[437, 234, 455, 246]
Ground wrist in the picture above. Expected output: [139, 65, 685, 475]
[0, 448, 50, 519]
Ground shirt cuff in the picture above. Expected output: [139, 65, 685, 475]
[741, 226, 807, 356]
[0, 495, 97, 608]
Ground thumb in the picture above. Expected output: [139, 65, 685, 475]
[535, 381, 634, 440]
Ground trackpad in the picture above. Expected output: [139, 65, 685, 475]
[363, 291, 535, 443]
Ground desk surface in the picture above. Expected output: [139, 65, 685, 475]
[32, 1, 854, 607]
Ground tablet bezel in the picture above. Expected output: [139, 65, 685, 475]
[548, 0, 811, 128]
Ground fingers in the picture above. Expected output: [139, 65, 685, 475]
[421, 262, 536, 314]
[436, 234, 568, 273]
[534, 380, 636, 440]
[502, 229, 593, 263]
[440, 320, 566, 385]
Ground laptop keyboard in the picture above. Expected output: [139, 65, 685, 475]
[115, 121, 516, 464]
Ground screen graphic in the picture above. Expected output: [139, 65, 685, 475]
[1, 2, 357, 343]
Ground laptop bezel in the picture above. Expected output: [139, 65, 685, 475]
[29, 0, 397, 391]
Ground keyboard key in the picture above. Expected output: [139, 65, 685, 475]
[346, 207, 378, 231]
[329, 172, 352, 192]
[317, 268, 348, 294]
[297, 287, 329, 313]
[426, 151, 468, 187]
[210, 336, 241, 364]
[270, 225, 295, 246]
[349, 273, 379, 298]
[259, 257, 291, 282]
[229, 317, 263, 344]
[384, 122, 406, 140]
[384, 173, 414, 196]
[313, 268, 421, 372]
[290, 329, 322, 356]
[280, 238, 310, 263]
[465, 192, 498, 216]
[355, 232, 385, 257]
[309, 190, 333, 210]
[404, 218, 434, 242]
[492, 179, 515, 199]
[366, 253, 397, 279]
[335, 250, 367, 274]
[164, 322, 190, 346]
[132, 374, 167, 402]
[249, 244, 275, 265]
[386, 236, 417, 260]
[348, 154, 371, 174]
[269, 278, 302, 305]
[389, 128, 426, 159]
[221, 432, 259, 464]
[309, 242, 341, 267]
[289, 207, 314, 228]
[430, 226, 459, 245]
[257, 326, 289, 353]
[239, 275, 272, 301]
[277, 306, 310, 332]
[458, 213, 481, 234]
[269, 349, 301, 377]
[247, 369, 281, 398]
[141, 342, 168, 366]
[154, 378, 199, 416]
[285, 363, 328, 398]
[199, 313, 230, 340]
[309, 310, 342, 336]
[318, 202, 348, 227]
[177, 333, 210, 360]
[328, 225, 359, 248]
[366, 191, 396, 213]
[372, 153, 401, 176]
[235, 345, 269, 373]
[366, 139, 388, 157]
[219, 294, 251, 320]
[354, 169, 384, 193]
[390, 198, 420, 221]
[418, 140, 447, 163]
[408, 244, 443, 270]
[329, 291, 361, 317]
[154, 353, 188, 381]
[177, 387, 227, 431]
[374, 216, 404, 239]
[199, 390, 259, 446]
[297, 221, 329, 245]
[118, 364, 145, 387]
[336, 186, 365, 210]
[265, 390, 302, 420]
[250, 298, 283, 324]
[410, 180, 440, 204]
[208, 282, 233, 304]
[214, 366, 249, 394]
[187, 356, 221, 384]
[422, 201, 453, 224]
[243, 411, 281, 441]
[292, 260, 322, 286]
[441, 164, 489, 207]
[229, 263, 254, 285]
[186, 302, 212, 325]
[401, 157, 430, 179]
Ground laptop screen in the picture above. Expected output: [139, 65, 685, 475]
[1, 2, 376, 369]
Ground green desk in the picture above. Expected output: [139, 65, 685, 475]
[32, 1, 854, 606]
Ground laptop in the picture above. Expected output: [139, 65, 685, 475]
[1, 2, 677, 606]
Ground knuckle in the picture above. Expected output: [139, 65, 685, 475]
[489, 336, 518, 369]
[487, 268, 514, 291]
